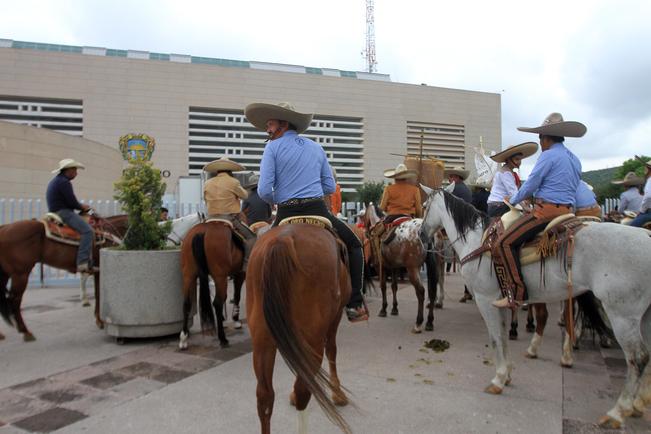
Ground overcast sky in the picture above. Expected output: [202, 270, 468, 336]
[2, 0, 650, 176]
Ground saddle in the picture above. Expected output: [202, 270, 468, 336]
[370, 215, 412, 246]
[41, 213, 119, 247]
[278, 215, 347, 263]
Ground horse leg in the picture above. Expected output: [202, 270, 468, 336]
[426, 269, 436, 332]
[213, 277, 229, 347]
[526, 303, 548, 359]
[561, 301, 575, 368]
[9, 274, 34, 341]
[633, 305, 651, 417]
[390, 269, 399, 316]
[254, 345, 277, 434]
[434, 253, 445, 309]
[325, 324, 348, 406]
[509, 308, 518, 340]
[378, 268, 388, 317]
[178, 274, 196, 350]
[231, 272, 244, 330]
[93, 273, 103, 329]
[80, 273, 90, 307]
[475, 292, 512, 392]
[409, 266, 425, 334]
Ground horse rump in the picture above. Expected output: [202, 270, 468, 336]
[261, 234, 351, 433]
[191, 233, 216, 333]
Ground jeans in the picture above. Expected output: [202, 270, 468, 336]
[273, 199, 364, 307]
[630, 210, 651, 228]
[487, 202, 509, 218]
[57, 209, 93, 266]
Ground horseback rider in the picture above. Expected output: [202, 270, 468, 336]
[46, 159, 95, 273]
[379, 163, 422, 221]
[444, 169, 473, 203]
[486, 142, 538, 217]
[612, 172, 644, 213]
[630, 157, 651, 228]
[241, 173, 272, 225]
[203, 157, 256, 270]
[244, 101, 369, 322]
[493, 113, 586, 309]
[574, 181, 602, 219]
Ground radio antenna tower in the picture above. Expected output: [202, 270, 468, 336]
[364, 0, 378, 73]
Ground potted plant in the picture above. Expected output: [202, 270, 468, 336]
[100, 160, 185, 340]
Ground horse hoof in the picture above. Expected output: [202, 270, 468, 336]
[233, 321, 242, 330]
[220, 340, 230, 349]
[23, 333, 36, 342]
[0, 332, 5, 340]
[411, 325, 422, 334]
[484, 384, 503, 395]
[598, 415, 622, 430]
[378, 310, 387, 318]
[509, 331, 518, 341]
[390, 309, 399, 316]
[82, 301, 91, 307]
[560, 361, 573, 368]
[434, 303, 443, 309]
[524, 352, 537, 359]
[631, 407, 644, 418]
[505, 378, 512, 386]
[525, 325, 535, 333]
[333, 392, 348, 407]
[96, 319, 104, 329]
[425, 323, 434, 332]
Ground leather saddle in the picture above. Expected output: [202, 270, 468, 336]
[278, 215, 346, 261]
[370, 215, 413, 246]
[41, 213, 117, 247]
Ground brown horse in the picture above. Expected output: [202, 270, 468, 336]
[247, 223, 352, 434]
[178, 221, 245, 350]
[363, 204, 438, 333]
[0, 216, 123, 340]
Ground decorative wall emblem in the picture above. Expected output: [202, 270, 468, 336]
[119, 133, 156, 162]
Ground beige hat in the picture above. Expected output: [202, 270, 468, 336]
[243, 173, 260, 189]
[244, 102, 314, 134]
[612, 171, 644, 186]
[444, 168, 470, 180]
[517, 112, 587, 138]
[203, 157, 246, 173]
[490, 142, 538, 163]
[52, 158, 85, 174]
[384, 163, 418, 180]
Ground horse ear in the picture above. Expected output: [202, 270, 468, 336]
[444, 182, 455, 194]
[420, 184, 433, 196]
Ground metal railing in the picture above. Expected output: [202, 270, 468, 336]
[601, 197, 620, 215]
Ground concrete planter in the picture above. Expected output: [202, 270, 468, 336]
[100, 248, 186, 339]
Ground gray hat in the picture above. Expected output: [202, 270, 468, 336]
[517, 112, 587, 138]
[244, 173, 260, 189]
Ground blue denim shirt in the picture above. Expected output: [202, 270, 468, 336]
[575, 181, 597, 208]
[258, 131, 336, 204]
[510, 142, 582, 206]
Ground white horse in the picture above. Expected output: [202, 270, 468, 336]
[79, 213, 204, 306]
[419, 187, 651, 429]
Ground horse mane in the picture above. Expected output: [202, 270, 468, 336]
[442, 191, 489, 240]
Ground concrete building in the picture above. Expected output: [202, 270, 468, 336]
[0, 38, 501, 198]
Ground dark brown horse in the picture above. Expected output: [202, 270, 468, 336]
[247, 223, 352, 434]
[178, 221, 245, 350]
[0, 216, 123, 340]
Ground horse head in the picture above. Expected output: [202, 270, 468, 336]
[419, 185, 445, 245]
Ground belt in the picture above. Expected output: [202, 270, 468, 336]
[534, 199, 572, 208]
[576, 204, 600, 211]
[278, 196, 323, 207]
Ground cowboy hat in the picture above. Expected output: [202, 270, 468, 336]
[490, 142, 538, 163]
[52, 158, 85, 174]
[611, 171, 644, 186]
[444, 168, 469, 180]
[517, 112, 587, 138]
[203, 157, 246, 173]
[244, 173, 260, 189]
[244, 102, 313, 134]
[383, 163, 417, 180]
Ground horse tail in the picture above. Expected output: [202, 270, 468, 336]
[576, 292, 614, 339]
[261, 235, 351, 434]
[0, 264, 11, 326]
[191, 233, 215, 333]
[425, 244, 438, 300]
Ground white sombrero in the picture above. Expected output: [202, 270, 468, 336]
[490, 142, 539, 163]
[443, 168, 470, 180]
[383, 163, 417, 180]
[517, 112, 587, 138]
[52, 159, 85, 174]
[203, 157, 246, 173]
[244, 102, 313, 134]
[611, 171, 644, 186]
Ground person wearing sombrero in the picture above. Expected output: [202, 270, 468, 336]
[375, 163, 422, 244]
[203, 157, 256, 269]
[444, 168, 472, 203]
[46, 159, 95, 273]
[244, 102, 368, 322]
[486, 142, 538, 217]
[630, 157, 651, 228]
[492, 113, 585, 309]
[612, 171, 644, 213]
[241, 173, 272, 225]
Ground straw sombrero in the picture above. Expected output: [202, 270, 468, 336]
[490, 142, 538, 163]
[383, 163, 417, 180]
[443, 168, 469, 180]
[517, 112, 587, 138]
[203, 157, 246, 173]
[611, 171, 644, 187]
[52, 159, 85, 174]
[244, 102, 313, 134]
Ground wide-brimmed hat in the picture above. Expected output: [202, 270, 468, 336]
[384, 163, 417, 180]
[612, 171, 644, 186]
[444, 168, 469, 180]
[203, 157, 246, 173]
[490, 142, 538, 163]
[517, 112, 587, 138]
[244, 173, 260, 189]
[52, 158, 85, 174]
[244, 102, 313, 134]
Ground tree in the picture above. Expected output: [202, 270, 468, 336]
[615, 155, 650, 179]
[356, 180, 385, 206]
[114, 160, 172, 250]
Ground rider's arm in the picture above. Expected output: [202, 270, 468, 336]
[415, 189, 423, 217]
[379, 186, 389, 211]
[61, 179, 84, 211]
[231, 179, 249, 200]
[619, 192, 628, 212]
[321, 158, 336, 196]
[258, 144, 276, 204]
[509, 152, 552, 205]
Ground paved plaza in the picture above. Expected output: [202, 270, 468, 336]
[0, 273, 649, 433]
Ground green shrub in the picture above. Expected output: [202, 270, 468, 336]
[357, 180, 385, 206]
[114, 160, 171, 250]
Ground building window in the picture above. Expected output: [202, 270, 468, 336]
[0, 96, 83, 136]
[406, 120, 465, 169]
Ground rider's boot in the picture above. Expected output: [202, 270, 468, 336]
[345, 246, 369, 323]
[493, 283, 525, 309]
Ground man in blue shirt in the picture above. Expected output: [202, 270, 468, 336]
[492, 113, 586, 308]
[245, 102, 368, 322]
[574, 181, 601, 219]
[46, 159, 94, 273]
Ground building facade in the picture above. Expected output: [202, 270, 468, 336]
[0, 39, 501, 197]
